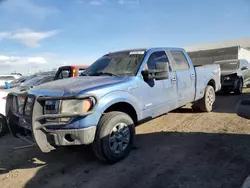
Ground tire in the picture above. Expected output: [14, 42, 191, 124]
[236, 99, 250, 119]
[0, 115, 8, 137]
[92, 111, 135, 163]
[198, 85, 215, 112]
[191, 101, 200, 111]
[234, 78, 243, 95]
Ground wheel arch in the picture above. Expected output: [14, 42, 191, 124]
[103, 102, 138, 124]
[207, 79, 216, 90]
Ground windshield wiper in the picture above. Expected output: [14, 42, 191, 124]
[95, 71, 118, 77]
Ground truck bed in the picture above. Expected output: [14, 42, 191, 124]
[194, 64, 221, 101]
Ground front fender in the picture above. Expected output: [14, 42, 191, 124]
[98, 90, 140, 117]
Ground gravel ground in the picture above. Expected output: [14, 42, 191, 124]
[1, 90, 250, 188]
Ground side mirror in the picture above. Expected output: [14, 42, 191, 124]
[241, 66, 248, 71]
[142, 62, 169, 81]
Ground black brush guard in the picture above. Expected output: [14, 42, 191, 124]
[6, 91, 98, 152]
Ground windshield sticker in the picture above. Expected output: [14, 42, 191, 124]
[129, 51, 145, 55]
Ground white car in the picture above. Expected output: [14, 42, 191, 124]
[0, 88, 20, 136]
[0, 75, 16, 89]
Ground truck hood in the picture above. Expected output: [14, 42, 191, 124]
[221, 70, 237, 76]
[29, 76, 127, 96]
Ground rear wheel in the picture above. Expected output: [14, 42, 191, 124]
[0, 115, 8, 137]
[92, 111, 135, 163]
[193, 85, 215, 112]
[234, 78, 243, 95]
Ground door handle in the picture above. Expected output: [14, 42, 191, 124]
[171, 77, 176, 83]
[190, 73, 195, 77]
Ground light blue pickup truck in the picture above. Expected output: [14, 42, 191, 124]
[6, 47, 221, 163]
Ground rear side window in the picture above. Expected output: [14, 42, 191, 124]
[170, 51, 190, 71]
[147, 51, 169, 70]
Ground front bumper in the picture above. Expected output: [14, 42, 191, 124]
[46, 126, 96, 146]
[6, 92, 98, 153]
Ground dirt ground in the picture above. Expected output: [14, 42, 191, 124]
[1, 90, 250, 188]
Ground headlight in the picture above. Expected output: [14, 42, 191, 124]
[224, 76, 230, 80]
[60, 99, 93, 122]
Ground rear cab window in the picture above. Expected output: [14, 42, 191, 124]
[169, 51, 190, 71]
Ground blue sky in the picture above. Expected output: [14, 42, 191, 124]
[0, 0, 250, 74]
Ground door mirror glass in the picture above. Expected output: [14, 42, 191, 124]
[241, 66, 248, 71]
[142, 62, 169, 81]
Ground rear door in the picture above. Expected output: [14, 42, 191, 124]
[169, 50, 196, 107]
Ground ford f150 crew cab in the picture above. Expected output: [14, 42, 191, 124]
[6, 48, 221, 163]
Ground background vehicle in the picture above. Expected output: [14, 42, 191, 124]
[0, 75, 16, 89]
[214, 59, 250, 94]
[54, 65, 89, 79]
[9, 76, 28, 88]
[10, 73, 22, 79]
[6, 48, 221, 162]
[19, 75, 55, 90]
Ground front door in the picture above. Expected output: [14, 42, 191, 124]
[169, 50, 196, 107]
[240, 60, 250, 86]
[139, 50, 178, 118]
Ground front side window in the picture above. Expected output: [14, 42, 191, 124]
[84, 51, 145, 76]
[170, 51, 190, 71]
[146, 51, 169, 70]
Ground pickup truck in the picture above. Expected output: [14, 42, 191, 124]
[6, 48, 221, 163]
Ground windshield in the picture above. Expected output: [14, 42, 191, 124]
[215, 60, 239, 70]
[84, 51, 145, 76]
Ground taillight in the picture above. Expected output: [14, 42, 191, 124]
[2, 96, 6, 100]
[72, 68, 76, 77]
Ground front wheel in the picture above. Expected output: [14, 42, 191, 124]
[92, 111, 135, 163]
[234, 78, 243, 95]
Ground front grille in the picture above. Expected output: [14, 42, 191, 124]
[44, 100, 60, 123]
[44, 100, 60, 114]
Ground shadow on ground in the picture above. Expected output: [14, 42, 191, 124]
[1, 131, 250, 188]
[173, 91, 250, 114]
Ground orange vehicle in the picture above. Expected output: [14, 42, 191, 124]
[54, 65, 89, 80]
